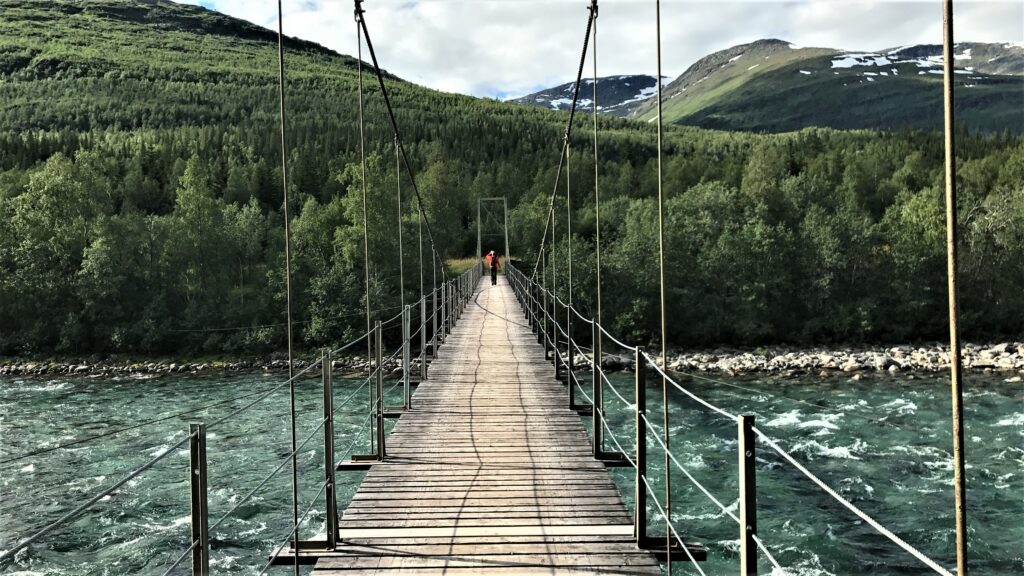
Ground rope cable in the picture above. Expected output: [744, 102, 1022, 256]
[0, 430, 197, 562]
[639, 473, 706, 576]
[752, 425, 955, 576]
[643, 351, 738, 422]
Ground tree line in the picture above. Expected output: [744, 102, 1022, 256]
[1, 0, 1021, 356]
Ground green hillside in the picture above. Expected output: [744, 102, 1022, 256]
[1, 0, 1022, 356]
[628, 39, 1024, 132]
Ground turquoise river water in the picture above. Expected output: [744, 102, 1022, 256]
[0, 370, 1021, 575]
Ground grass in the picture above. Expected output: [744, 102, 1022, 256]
[447, 257, 481, 275]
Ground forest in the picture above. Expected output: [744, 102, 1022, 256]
[1, 0, 1022, 356]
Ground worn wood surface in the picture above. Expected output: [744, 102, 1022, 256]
[313, 276, 659, 574]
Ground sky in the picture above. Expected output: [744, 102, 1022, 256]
[185, 0, 1024, 99]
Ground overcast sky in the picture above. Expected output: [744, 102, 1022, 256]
[185, 0, 1023, 99]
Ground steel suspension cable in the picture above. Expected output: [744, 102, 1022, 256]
[652, 0, 672, 568]
[590, 0, 602, 329]
[355, 1, 374, 456]
[418, 197, 425, 368]
[942, 2, 968, 572]
[530, 6, 596, 280]
[274, 5, 300, 574]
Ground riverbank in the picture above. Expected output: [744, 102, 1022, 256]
[0, 354, 402, 379]
[661, 342, 1023, 377]
[2, 342, 1022, 379]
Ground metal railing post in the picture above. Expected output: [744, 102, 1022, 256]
[402, 305, 411, 410]
[567, 302, 575, 406]
[375, 321, 385, 460]
[322, 350, 338, 548]
[552, 294, 561, 380]
[541, 285, 548, 348]
[592, 319, 603, 458]
[634, 346, 647, 547]
[739, 415, 757, 575]
[431, 286, 438, 358]
[189, 423, 209, 576]
[441, 282, 448, 340]
[420, 297, 427, 380]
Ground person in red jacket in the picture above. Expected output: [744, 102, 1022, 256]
[486, 250, 500, 285]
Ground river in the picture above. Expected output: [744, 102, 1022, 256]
[1, 371, 1021, 575]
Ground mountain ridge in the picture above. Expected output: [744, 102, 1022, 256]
[512, 38, 1024, 132]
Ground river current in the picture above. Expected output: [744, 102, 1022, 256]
[0, 370, 1021, 575]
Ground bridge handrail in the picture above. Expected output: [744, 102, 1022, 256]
[751, 424, 955, 576]
[163, 265, 482, 573]
[641, 351, 738, 422]
[507, 261, 957, 575]
[252, 415, 370, 576]
[641, 350, 954, 575]
[638, 473, 707, 576]
[207, 379, 372, 536]
[0, 428, 198, 562]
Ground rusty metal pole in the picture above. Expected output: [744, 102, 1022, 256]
[322, 351, 338, 549]
[402, 305, 411, 410]
[592, 319, 603, 458]
[738, 415, 757, 575]
[942, 1, 968, 573]
[420, 294, 427, 381]
[189, 423, 209, 576]
[634, 346, 647, 547]
[375, 321, 385, 460]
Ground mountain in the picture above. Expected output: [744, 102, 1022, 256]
[630, 39, 1024, 132]
[514, 39, 1024, 133]
[509, 75, 661, 116]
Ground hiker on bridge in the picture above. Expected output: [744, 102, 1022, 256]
[485, 250, 500, 286]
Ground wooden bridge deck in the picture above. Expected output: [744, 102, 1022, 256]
[313, 276, 659, 574]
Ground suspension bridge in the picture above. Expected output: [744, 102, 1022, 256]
[0, 0, 974, 574]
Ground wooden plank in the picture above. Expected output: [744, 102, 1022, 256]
[303, 277, 685, 575]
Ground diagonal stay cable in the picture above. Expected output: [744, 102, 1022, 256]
[207, 416, 329, 535]
[600, 370, 633, 407]
[206, 358, 323, 430]
[355, 1, 448, 281]
[252, 479, 328, 576]
[753, 534, 784, 572]
[530, 6, 596, 280]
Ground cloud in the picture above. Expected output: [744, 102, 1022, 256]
[178, 0, 1024, 98]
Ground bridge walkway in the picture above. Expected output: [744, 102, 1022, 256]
[311, 275, 659, 574]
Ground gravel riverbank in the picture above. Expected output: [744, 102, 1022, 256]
[1, 342, 1021, 379]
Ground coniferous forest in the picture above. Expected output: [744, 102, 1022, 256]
[1, 0, 1022, 356]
